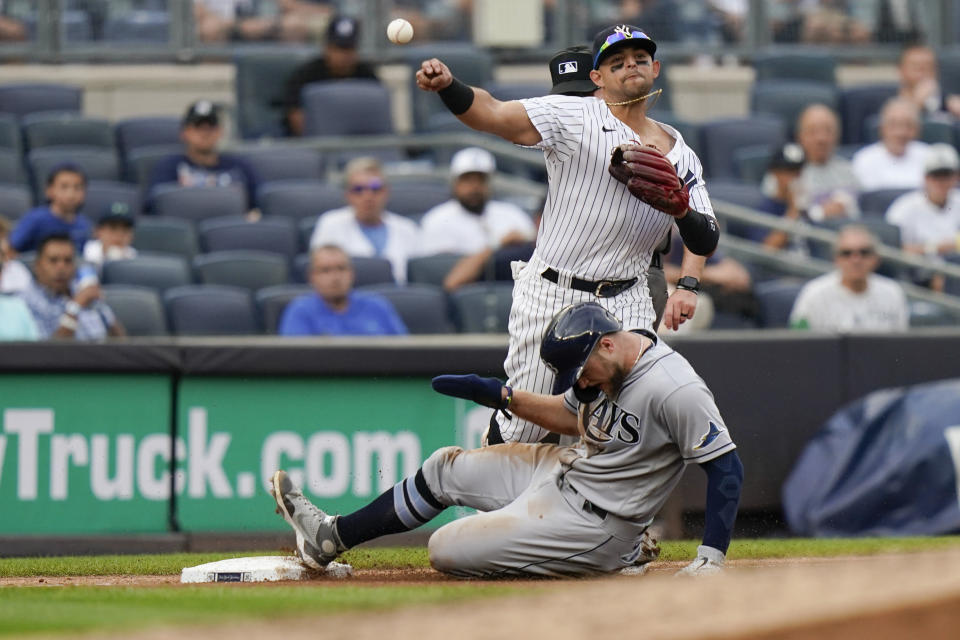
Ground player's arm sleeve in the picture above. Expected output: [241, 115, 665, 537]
[698, 449, 743, 554]
[676, 157, 719, 255]
[518, 96, 584, 158]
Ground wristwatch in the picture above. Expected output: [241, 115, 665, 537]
[64, 300, 82, 317]
[676, 276, 701, 293]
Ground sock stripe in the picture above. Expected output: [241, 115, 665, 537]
[414, 469, 445, 510]
[393, 481, 422, 529]
[401, 479, 426, 522]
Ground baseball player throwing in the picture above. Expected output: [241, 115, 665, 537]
[417, 25, 719, 445]
[270, 302, 743, 577]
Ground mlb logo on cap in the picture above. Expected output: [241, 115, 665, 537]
[559, 61, 578, 75]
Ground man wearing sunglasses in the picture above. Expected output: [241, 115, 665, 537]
[789, 225, 908, 332]
[416, 25, 718, 445]
[309, 157, 421, 283]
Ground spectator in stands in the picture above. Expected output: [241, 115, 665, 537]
[0, 237, 37, 341]
[796, 103, 860, 223]
[282, 15, 379, 136]
[852, 97, 929, 191]
[0, 4, 26, 41]
[9, 164, 91, 255]
[20, 233, 125, 340]
[442, 212, 539, 293]
[885, 144, 960, 259]
[421, 148, 536, 258]
[309, 157, 421, 283]
[0, 215, 31, 293]
[897, 43, 960, 120]
[82, 203, 137, 269]
[193, 0, 323, 43]
[771, 0, 870, 44]
[148, 100, 260, 209]
[278, 244, 407, 336]
[789, 224, 908, 332]
[756, 142, 808, 251]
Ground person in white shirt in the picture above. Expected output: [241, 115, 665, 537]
[852, 97, 928, 191]
[790, 224, 908, 333]
[420, 147, 536, 256]
[0, 215, 31, 293]
[796, 103, 860, 223]
[82, 205, 138, 269]
[885, 143, 960, 258]
[309, 157, 421, 283]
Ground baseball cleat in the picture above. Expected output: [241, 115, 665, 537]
[270, 470, 345, 568]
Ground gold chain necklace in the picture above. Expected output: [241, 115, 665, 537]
[605, 88, 662, 108]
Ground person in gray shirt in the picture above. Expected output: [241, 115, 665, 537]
[269, 302, 743, 577]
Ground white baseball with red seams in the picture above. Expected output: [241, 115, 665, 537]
[386, 19, 414, 44]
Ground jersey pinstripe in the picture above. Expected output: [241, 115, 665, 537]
[495, 95, 714, 444]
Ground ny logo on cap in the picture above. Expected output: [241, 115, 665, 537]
[559, 61, 578, 75]
[614, 24, 634, 37]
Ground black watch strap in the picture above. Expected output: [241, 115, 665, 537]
[676, 276, 701, 293]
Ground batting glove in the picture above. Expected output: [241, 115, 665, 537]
[674, 545, 725, 577]
[431, 374, 512, 415]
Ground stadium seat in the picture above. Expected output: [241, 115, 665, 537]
[698, 116, 786, 180]
[22, 113, 115, 152]
[449, 282, 514, 333]
[838, 84, 898, 145]
[301, 81, 402, 165]
[939, 47, 960, 97]
[28, 147, 121, 199]
[164, 284, 260, 335]
[298, 216, 318, 252]
[293, 254, 395, 287]
[234, 48, 314, 139]
[198, 216, 298, 257]
[0, 149, 25, 186]
[232, 147, 325, 183]
[750, 81, 840, 137]
[101, 254, 192, 292]
[255, 284, 312, 334]
[402, 44, 493, 132]
[754, 278, 806, 328]
[0, 114, 21, 154]
[732, 144, 773, 184]
[103, 10, 170, 43]
[82, 181, 142, 219]
[0, 83, 82, 119]
[132, 217, 199, 259]
[707, 179, 770, 240]
[257, 180, 344, 223]
[858, 188, 912, 218]
[150, 184, 247, 221]
[115, 117, 181, 159]
[484, 82, 551, 102]
[386, 181, 451, 219]
[407, 253, 464, 286]
[193, 250, 289, 291]
[752, 50, 837, 85]
[101, 284, 168, 336]
[0, 184, 32, 219]
[356, 283, 454, 334]
[124, 143, 183, 192]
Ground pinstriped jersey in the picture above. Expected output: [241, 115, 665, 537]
[519, 95, 713, 281]
[562, 338, 735, 524]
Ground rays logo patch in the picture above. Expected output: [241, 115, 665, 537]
[559, 61, 578, 74]
[693, 421, 724, 450]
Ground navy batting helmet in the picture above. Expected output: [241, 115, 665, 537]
[540, 302, 623, 399]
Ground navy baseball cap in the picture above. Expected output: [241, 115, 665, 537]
[768, 142, 806, 171]
[549, 46, 599, 96]
[327, 15, 360, 48]
[97, 201, 135, 227]
[592, 24, 657, 69]
[182, 100, 220, 127]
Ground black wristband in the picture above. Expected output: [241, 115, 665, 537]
[675, 209, 719, 256]
[438, 77, 475, 115]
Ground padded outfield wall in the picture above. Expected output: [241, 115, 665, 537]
[1, 331, 959, 539]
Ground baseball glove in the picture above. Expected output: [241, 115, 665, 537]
[609, 144, 689, 218]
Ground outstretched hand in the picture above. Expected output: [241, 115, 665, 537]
[416, 59, 453, 92]
[431, 374, 509, 410]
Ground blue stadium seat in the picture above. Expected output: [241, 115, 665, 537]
[753, 50, 837, 85]
[101, 284, 168, 336]
[707, 179, 769, 240]
[0, 114, 21, 154]
[198, 216, 298, 257]
[449, 282, 514, 333]
[255, 284, 312, 334]
[132, 217, 199, 259]
[82, 181, 142, 219]
[698, 116, 786, 180]
[103, 11, 170, 43]
[164, 284, 260, 335]
[838, 84, 898, 145]
[28, 147, 121, 199]
[0, 183, 32, 219]
[124, 143, 183, 192]
[402, 44, 493, 132]
[939, 47, 960, 97]
[257, 180, 344, 221]
[22, 113, 115, 152]
[356, 283, 454, 334]
[150, 184, 247, 221]
[407, 253, 464, 287]
[101, 254, 192, 292]
[754, 278, 806, 328]
[732, 144, 774, 184]
[234, 49, 314, 139]
[0, 149, 25, 186]
[233, 147, 325, 183]
[193, 250, 290, 291]
[0, 83, 82, 119]
[115, 117, 181, 159]
[858, 188, 912, 218]
[298, 216, 318, 252]
[387, 181, 451, 219]
[750, 81, 840, 137]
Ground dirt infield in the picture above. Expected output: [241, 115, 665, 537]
[10, 549, 960, 639]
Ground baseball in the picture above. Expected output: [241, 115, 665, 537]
[387, 18, 414, 44]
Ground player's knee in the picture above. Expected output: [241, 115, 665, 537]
[427, 523, 485, 577]
[422, 445, 464, 480]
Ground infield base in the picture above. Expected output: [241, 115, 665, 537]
[180, 556, 353, 583]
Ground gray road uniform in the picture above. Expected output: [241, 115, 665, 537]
[425, 337, 735, 577]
